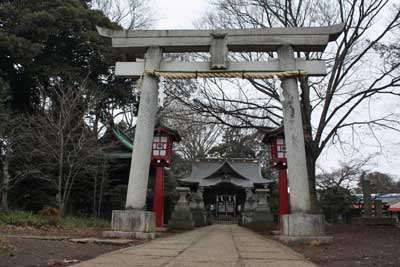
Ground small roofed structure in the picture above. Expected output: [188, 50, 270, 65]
[388, 201, 400, 212]
[105, 122, 181, 159]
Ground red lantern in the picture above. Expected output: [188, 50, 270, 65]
[269, 134, 287, 167]
[152, 132, 172, 165]
[263, 130, 289, 230]
[151, 125, 181, 227]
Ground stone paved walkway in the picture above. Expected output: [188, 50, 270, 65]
[72, 225, 317, 267]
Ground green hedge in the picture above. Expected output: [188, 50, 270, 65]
[0, 210, 109, 229]
[0, 210, 46, 227]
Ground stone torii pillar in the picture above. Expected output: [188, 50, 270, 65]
[276, 45, 331, 243]
[126, 47, 162, 210]
[104, 47, 162, 240]
[278, 45, 311, 214]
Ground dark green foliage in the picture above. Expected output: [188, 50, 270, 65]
[0, 0, 134, 113]
[0, 210, 109, 228]
[319, 186, 356, 224]
[9, 176, 56, 212]
[0, 210, 47, 227]
[59, 215, 109, 229]
[0, 0, 141, 217]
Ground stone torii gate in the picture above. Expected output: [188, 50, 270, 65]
[98, 25, 343, 241]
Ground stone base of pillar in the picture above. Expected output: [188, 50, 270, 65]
[191, 209, 207, 227]
[278, 213, 332, 244]
[281, 213, 326, 236]
[103, 230, 158, 240]
[275, 235, 333, 245]
[103, 210, 156, 240]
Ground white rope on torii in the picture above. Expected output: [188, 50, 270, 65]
[143, 69, 307, 80]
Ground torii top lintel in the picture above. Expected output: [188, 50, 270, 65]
[97, 24, 344, 55]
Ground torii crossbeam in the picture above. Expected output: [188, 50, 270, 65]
[98, 24, 344, 240]
[97, 25, 343, 53]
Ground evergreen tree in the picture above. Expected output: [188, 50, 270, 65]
[0, 0, 134, 115]
[0, 0, 139, 215]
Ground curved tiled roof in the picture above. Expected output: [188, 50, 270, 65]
[179, 159, 271, 188]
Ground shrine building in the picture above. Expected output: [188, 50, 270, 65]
[179, 159, 271, 220]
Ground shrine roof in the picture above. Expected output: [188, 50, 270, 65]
[261, 126, 284, 144]
[102, 122, 180, 159]
[179, 158, 271, 188]
[388, 201, 400, 212]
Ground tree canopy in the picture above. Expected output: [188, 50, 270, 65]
[0, 0, 130, 113]
[0, 0, 141, 215]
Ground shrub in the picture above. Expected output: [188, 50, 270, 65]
[0, 210, 46, 227]
[38, 207, 59, 226]
[0, 210, 109, 229]
[319, 186, 356, 223]
[59, 216, 109, 229]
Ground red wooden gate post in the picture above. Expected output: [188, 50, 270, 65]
[277, 167, 289, 228]
[153, 165, 165, 227]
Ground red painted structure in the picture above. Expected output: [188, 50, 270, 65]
[151, 126, 180, 227]
[263, 130, 289, 228]
[152, 165, 165, 227]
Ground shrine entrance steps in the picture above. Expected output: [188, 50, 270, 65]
[210, 215, 238, 224]
[71, 225, 317, 267]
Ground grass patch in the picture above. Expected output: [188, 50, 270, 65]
[0, 238, 15, 256]
[59, 216, 109, 229]
[0, 210, 46, 227]
[0, 210, 109, 229]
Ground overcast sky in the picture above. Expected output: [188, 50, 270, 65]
[149, 0, 400, 179]
[152, 0, 209, 29]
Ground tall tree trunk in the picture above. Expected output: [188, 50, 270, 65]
[93, 171, 98, 217]
[57, 138, 64, 216]
[97, 161, 107, 217]
[300, 77, 320, 213]
[306, 149, 319, 213]
[1, 158, 10, 211]
[92, 148, 100, 217]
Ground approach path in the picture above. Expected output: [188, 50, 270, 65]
[72, 225, 317, 267]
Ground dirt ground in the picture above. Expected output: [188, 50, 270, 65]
[0, 238, 123, 267]
[0, 225, 145, 267]
[1, 224, 399, 267]
[287, 225, 400, 267]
